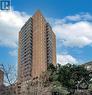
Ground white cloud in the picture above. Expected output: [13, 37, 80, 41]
[1, 11, 92, 49]
[9, 49, 17, 57]
[0, 9, 30, 48]
[57, 54, 78, 65]
[64, 14, 81, 21]
[63, 13, 92, 21]
[50, 13, 92, 64]
[52, 14, 92, 48]
[1, 10, 92, 65]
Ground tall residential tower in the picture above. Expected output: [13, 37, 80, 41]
[18, 11, 56, 82]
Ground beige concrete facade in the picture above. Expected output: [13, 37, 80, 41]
[18, 10, 56, 82]
[52, 32, 56, 65]
[32, 11, 47, 78]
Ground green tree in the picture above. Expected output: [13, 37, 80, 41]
[45, 63, 91, 94]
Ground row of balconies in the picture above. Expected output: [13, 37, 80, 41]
[22, 44, 32, 50]
[21, 47, 32, 56]
[47, 32, 52, 37]
[47, 60, 52, 64]
[23, 68, 31, 76]
[21, 42, 32, 51]
[20, 24, 32, 35]
[21, 55, 32, 63]
[23, 66, 31, 72]
[47, 50, 52, 54]
[21, 26, 32, 34]
[47, 42, 52, 48]
[21, 56, 32, 63]
[21, 33, 32, 44]
[21, 46, 32, 53]
[46, 29, 52, 35]
[23, 62, 31, 67]
[21, 28, 32, 36]
[21, 41, 32, 49]
[21, 57, 32, 64]
[20, 62, 31, 72]
[47, 53, 52, 57]
[47, 54, 52, 57]
[47, 58, 52, 64]
[47, 38, 52, 43]
[23, 73, 31, 79]
[21, 33, 32, 42]
[46, 23, 52, 29]
[47, 45, 52, 49]
[20, 67, 31, 78]
[47, 48, 52, 53]
[21, 18, 33, 32]
[21, 28, 33, 40]
[23, 69, 31, 75]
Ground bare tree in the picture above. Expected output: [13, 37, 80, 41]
[0, 64, 17, 95]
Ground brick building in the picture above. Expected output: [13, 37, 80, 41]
[17, 10, 56, 95]
[18, 10, 56, 82]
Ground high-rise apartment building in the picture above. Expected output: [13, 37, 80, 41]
[18, 11, 56, 82]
